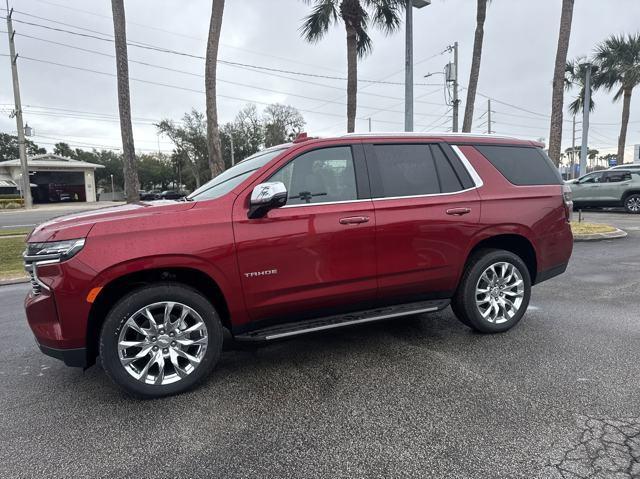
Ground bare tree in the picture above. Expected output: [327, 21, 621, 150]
[205, 0, 226, 178]
[548, 0, 575, 166]
[462, 0, 488, 133]
[111, 0, 139, 202]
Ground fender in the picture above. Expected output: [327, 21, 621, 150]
[87, 253, 248, 326]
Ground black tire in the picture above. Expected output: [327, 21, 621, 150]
[624, 194, 640, 214]
[452, 248, 531, 333]
[99, 283, 223, 399]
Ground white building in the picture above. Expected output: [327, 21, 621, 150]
[0, 153, 104, 203]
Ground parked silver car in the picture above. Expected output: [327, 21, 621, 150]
[567, 170, 640, 213]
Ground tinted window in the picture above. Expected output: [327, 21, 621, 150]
[431, 144, 464, 193]
[579, 172, 604, 184]
[369, 144, 440, 198]
[268, 146, 357, 205]
[475, 145, 563, 186]
[189, 147, 287, 200]
[604, 171, 631, 182]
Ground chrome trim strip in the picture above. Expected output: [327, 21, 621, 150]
[264, 306, 439, 340]
[341, 131, 522, 141]
[451, 145, 484, 188]
[371, 187, 478, 202]
[281, 198, 372, 209]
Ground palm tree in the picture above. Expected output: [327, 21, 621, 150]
[462, 0, 489, 133]
[205, 0, 226, 178]
[301, 0, 405, 132]
[593, 34, 640, 165]
[548, 0, 575, 166]
[564, 57, 597, 116]
[110, 0, 140, 202]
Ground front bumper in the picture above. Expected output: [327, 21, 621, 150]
[38, 343, 87, 368]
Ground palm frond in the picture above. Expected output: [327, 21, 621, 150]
[363, 0, 404, 35]
[300, 0, 339, 43]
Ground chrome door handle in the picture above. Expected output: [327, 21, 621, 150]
[446, 208, 471, 216]
[339, 216, 370, 225]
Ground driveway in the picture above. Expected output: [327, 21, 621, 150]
[0, 213, 638, 478]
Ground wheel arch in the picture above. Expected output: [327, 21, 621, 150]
[464, 230, 538, 284]
[622, 189, 640, 201]
[85, 262, 232, 366]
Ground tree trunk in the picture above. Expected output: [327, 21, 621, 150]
[111, 0, 139, 203]
[548, 0, 574, 166]
[617, 88, 632, 165]
[462, 0, 487, 133]
[346, 24, 358, 133]
[205, 0, 226, 178]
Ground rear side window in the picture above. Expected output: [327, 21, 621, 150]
[474, 145, 563, 186]
[369, 144, 440, 198]
[431, 144, 464, 193]
[604, 171, 631, 182]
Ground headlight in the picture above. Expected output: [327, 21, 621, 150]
[25, 238, 86, 262]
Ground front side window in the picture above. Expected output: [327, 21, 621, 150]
[579, 172, 604, 184]
[268, 146, 358, 205]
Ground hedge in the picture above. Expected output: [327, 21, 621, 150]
[0, 199, 24, 209]
[0, 194, 21, 200]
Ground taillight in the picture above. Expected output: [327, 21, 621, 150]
[562, 184, 573, 222]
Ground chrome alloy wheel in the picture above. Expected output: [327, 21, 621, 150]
[475, 261, 525, 324]
[118, 301, 208, 385]
[626, 196, 640, 213]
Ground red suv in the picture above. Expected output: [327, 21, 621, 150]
[24, 133, 573, 398]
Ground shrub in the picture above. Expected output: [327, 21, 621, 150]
[0, 199, 24, 209]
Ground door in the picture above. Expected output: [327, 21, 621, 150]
[364, 142, 481, 303]
[601, 171, 633, 202]
[232, 143, 377, 326]
[572, 171, 605, 203]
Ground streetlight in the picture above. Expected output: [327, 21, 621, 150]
[405, 0, 431, 132]
[110, 174, 115, 197]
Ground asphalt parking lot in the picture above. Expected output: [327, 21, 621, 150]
[0, 211, 638, 478]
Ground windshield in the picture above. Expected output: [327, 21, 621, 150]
[188, 146, 288, 201]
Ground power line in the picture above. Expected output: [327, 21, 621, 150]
[3, 15, 442, 87]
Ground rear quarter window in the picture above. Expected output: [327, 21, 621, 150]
[474, 145, 563, 186]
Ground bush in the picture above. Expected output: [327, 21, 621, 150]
[0, 194, 21, 200]
[0, 199, 24, 209]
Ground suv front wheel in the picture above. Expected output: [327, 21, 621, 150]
[99, 283, 223, 398]
[452, 249, 531, 333]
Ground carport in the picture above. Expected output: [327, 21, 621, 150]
[0, 153, 104, 203]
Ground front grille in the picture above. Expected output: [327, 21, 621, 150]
[23, 262, 41, 296]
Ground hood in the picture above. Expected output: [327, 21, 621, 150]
[28, 201, 197, 243]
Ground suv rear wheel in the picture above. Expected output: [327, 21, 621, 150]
[624, 194, 640, 214]
[452, 249, 531, 333]
[99, 283, 223, 398]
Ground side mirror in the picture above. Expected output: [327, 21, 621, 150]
[248, 182, 288, 219]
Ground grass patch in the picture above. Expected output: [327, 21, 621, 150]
[0, 226, 32, 237]
[571, 222, 617, 235]
[0, 236, 26, 280]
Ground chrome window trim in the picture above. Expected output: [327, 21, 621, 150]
[371, 186, 479, 202]
[281, 198, 371, 209]
[450, 145, 484, 188]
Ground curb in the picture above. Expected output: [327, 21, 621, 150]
[573, 227, 627, 242]
[0, 277, 29, 286]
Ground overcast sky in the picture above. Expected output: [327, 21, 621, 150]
[1, 0, 639, 161]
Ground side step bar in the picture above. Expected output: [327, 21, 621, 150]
[234, 299, 450, 342]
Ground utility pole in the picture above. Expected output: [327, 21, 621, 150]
[368, 117, 372, 132]
[404, 0, 431, 132]
[5, 2, 32, 209]
[404, 0, 413, 132]
[487, 99, 492, 134]
[450, 42, 460, 133]
[579, 64, 591, 177]
[229, 134, 235, 167]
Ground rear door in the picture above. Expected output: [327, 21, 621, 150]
[232, 142, 377, 325]
[364, 141, 480, 303]
[602, 171, 633, 202]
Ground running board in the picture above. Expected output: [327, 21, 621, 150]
[234, 299, 450, 342]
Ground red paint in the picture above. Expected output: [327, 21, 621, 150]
[24, 134, 573, 364]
